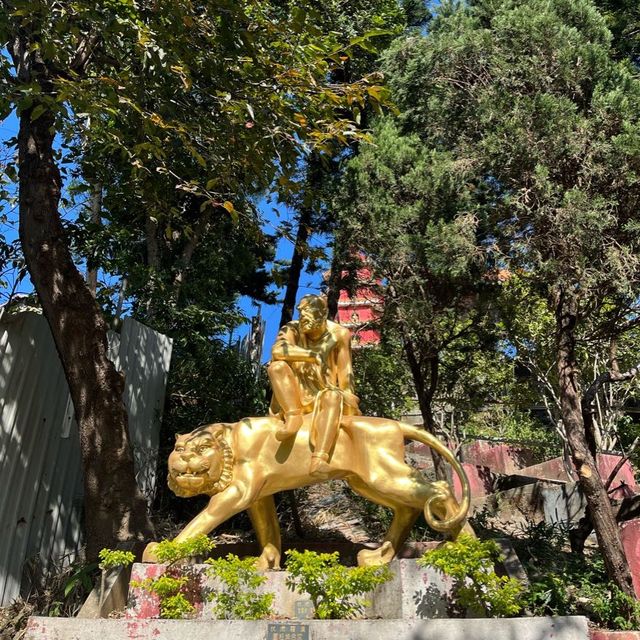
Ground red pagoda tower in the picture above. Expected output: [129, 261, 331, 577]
[333, 258, 382, 348]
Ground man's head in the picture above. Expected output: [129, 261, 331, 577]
[297, 294, 328, 335]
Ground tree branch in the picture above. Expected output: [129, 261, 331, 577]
[172, 208, 212, 304]
[70, 33, 100, 74]
[583, 363, 640, 409]
[605, 436, 640, 491]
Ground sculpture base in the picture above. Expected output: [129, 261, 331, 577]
[24, 616, 591, 640]
[127, 558, 454, 620]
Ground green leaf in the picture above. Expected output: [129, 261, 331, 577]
[30, 104, 47, 121]
[291, 6, 307, 33]
[64, 578, 77, 597]
[223, 200, 238, 223]
[4, 164, 17, 182]
[362, 28, 394, 39]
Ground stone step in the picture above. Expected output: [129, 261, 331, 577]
[25, 615, 590, 640]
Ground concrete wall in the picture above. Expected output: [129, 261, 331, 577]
[460, 441, 541, 474]
[514, 454, 637, 500]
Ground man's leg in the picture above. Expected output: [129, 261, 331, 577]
[310, 389, 342, 477]
[268, 360, 305, 440]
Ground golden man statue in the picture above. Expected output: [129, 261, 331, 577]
[143, 294, 470, 569]
[268, 294, 360, 477]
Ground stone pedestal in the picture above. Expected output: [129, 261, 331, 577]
[26, 540, 597, 640]
[127, 559, 454, 620]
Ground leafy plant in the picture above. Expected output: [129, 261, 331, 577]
[205, 554, 274, 620]
[98, 549, 135, 571]
[418, 534, 524, 617]
[97, 548, 134, 608]
[507, 522, 640, 630]
[130, 535, 215, 619]
[462, 408, 562, 462]
[152, 536, 216, 564]
[62, 561, 98, 598]
[583, 582, 640, 631]
[284, 550, 392, 619]
[525, 553, 640, 630]
[353, 343, 414, 419]
[0, 556, 100, 637]
[514, 520, 571, 565]
[133, 575, 196, 620]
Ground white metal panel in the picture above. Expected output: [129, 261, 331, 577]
[119, 317, 173, 502]
[0, 312, 83, 606]
[0, 311, 172, 605]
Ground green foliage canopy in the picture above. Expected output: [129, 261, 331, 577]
[382, 0, 640, 315]
[353, 342, 414, 419]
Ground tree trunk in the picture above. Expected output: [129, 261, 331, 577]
[276, 212, 308, 534]
[279, 152, 324, 328]
[555, 289, 635, 597]
[144, 214, 160, 321]
[18, 102, 153, 560]
[86, 184, 102, 296]
[278, 206, 312, 328]
[402, 337, 448, 481]
[171, 203, 211, 305]
[325, 244, 343, 321]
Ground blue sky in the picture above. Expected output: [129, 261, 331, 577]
[0, 113, 26, 300]
[236, 204, 326, 361]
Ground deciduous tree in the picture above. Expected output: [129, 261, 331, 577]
[0, 0, 386, 557]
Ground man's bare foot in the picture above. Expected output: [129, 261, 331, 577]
[275, 411, 304, 441]
[309, 452, 331, 478]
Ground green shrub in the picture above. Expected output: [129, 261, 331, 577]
[205, 554, 274, 619]
[461, 408, 562, 461]
[152, 535, 216, 564]
[98, 549, 135, 571]
[512, 522, 640, 630]
[418, 534, 524, 617]
[130, 535, 215, 619]
[284, 550, 392, 619]
[525, 554, 640, 630]
[133, 575, 196, 619]
[158, 593, 196, 620]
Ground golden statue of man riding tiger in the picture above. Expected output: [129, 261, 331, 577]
[143, 295, 470, 568]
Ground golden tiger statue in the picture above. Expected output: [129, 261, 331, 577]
[142, 414, 471, 569]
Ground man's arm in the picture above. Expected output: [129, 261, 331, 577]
[335, 328, 357, 394]
[271, 324, 321, 365]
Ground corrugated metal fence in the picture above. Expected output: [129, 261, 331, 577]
[0, 311, 173, 605]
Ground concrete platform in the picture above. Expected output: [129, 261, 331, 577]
[125, 550, 525, 621]
[24, 615, 590, 640]
[126, 559, 455, 619]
